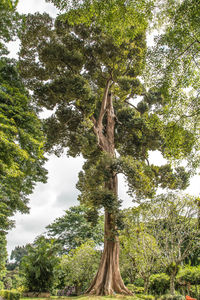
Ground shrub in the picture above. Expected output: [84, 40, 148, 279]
[134, 278, 145, 287]
[137, 294, 155, 300]
[0, 289, 20, 300]
[127, 284, 145, 294]
[189, 285, 200, 299]
[177, 266, 200, 286]
[149, 274, 170, 295]
[0, 281, 4, 290]
[160, 294, 185, 300]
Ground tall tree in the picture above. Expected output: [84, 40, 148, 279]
[19, 0, 196, 294]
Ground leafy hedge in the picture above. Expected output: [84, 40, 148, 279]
[149, 273, 170, 295]
[0, 290, 20, 300]
[127, 284, 145, 294]
[160, 294, 185, 300]
[177, 266, 200, 286]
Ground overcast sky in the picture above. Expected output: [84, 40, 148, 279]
[6, 0, 200, 256]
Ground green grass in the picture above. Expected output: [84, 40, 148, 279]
[21, 295, 140, 300]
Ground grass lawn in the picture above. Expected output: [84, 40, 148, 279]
[21, 295, 141, 300]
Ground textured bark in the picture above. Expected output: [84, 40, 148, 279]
[87, 85, 132, 295]
[86, 209, 132, 295]
[170, 272, 176, 295]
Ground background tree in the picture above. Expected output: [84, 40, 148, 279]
[19, 0, 197, 295]
[0, 0, 46, 283]
[21, 236, 60, 293]
[120, 208, 161, 293]
[0, 58, 47, 225]
[146, 0, 200, 165]
[144, 193, 200, 295]
[6, 245, 29, 271]
[60, 241, 100, 295]
[46, 205, 103, 254]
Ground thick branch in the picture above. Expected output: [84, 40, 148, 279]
[97, 79, 111, 128]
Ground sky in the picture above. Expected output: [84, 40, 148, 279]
[6, 0, 200, 256]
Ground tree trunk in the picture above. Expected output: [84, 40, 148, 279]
[170, 272, 176, 295]
[86, 207, 132, 295]
[144, 276, 150, 294]
[87, 90, 132, 295]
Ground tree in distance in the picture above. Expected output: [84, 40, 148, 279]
[143, 193, 200, 295]
[46, 205, 104, 254]
[19, 0, 197, 295]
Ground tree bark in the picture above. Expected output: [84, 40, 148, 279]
[87, 88, 132, 295]
[170, 272, 176, 295]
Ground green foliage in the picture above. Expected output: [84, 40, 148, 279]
[46, 0, 153, 45]
[0, 0, 20, 54]
[0, 234, 7, 281]
[177, 266, 200, 286]
[160, 294, 185, 300]
[127, 284, 145, 294]
[149, 273, 170, 295]
[21, 237, 60, 293]
[0, 281, 4, 290]
[60, 241, 100, 294]
[146, 0, 200, 168]
[0, 290, 21, 300]
[189, 285, 200, 300]
[7, 246, 28, 271]
[46, 205, 103, 253]
[120, 208, 162, 292]
[0, 58, 47, 231]
[18, 0, 197, 230]
[137, 295, 155, 300]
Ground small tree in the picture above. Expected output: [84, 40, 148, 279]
[120, 208, 161, 293]
[144, 193, 200, 295]
[21, 236, 59, 293]
[60, 241, 100, 295]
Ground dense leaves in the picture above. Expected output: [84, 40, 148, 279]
[46, 205, 104, 253]
[60, 241, 100, 294]
[21, 236, 60, 293]
[0, 0, 20, 55]
[0, 58, 47, 227]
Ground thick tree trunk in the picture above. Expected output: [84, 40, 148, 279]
[87, 89, 132, 295]
[86, 206, 132, 295]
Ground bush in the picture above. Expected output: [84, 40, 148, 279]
[189, 285, 200, 299]
[137, 294, 155, 300]
[0, 289, 20, 300]
[127, 284, 145, 294]
[134, 278, 145, 287]
[149, 274, 170, 295]
[0, 281, 4, 290]
[160, 294, 185, 300]
[177, 266, 200, 286]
